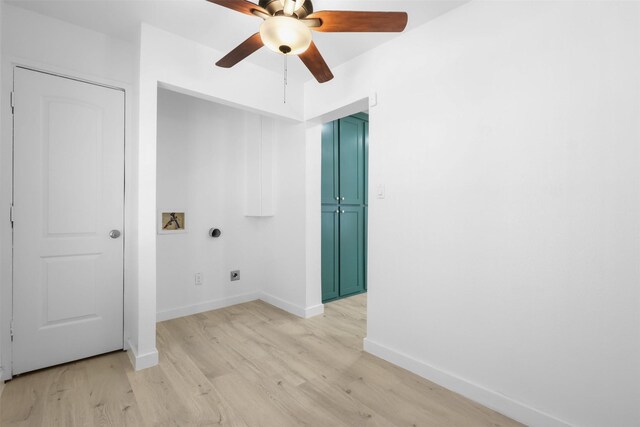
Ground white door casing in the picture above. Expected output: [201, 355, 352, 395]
[12, 67, 125, 375]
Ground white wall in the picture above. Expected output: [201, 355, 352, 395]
[0, 4, 138, 380]
[305, 1, 640, 426]
[156, 88, 267, 320]
[0, 0, 4, 384]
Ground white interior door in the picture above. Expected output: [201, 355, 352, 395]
[12, 67, 125, 375]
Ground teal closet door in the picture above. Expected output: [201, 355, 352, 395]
[322, 114, 368, 303]
[321, 122, 339, 205]
[321, 205, 340, 301]
[338, 205, 365, 297]
[338, 117, 365, 205]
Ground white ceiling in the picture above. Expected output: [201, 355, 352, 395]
[5, 0, 467, 82]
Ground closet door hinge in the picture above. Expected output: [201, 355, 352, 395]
[10, 91, 15, 114]
[10, 320, 14, 342]
[10, 204, 14, 227]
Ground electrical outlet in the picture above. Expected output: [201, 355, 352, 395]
[195, 273, 203, 286]
[230, 270, 240, 282]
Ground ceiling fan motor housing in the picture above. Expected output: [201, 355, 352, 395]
[259, 0, 313, 19]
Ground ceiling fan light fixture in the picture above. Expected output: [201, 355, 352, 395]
[209, 0, 408, 83]
[260, 16, 312, 55]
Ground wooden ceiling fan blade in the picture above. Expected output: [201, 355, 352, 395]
[206, 0, 269, 18]
[305, 11, 408, 32]
[299, 41, 334, 83]
[216, 33, 264, 68]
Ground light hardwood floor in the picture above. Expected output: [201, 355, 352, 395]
[1, 294, 523, 426]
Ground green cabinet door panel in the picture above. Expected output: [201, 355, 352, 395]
[321, 205, 340, 301]
[321, 122, 339, 205]
[338, 117, 365, 205]
[338, 205, 365, 297]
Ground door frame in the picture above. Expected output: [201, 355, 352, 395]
[1, 62, 130, 380]
[309, 97, 372, 309]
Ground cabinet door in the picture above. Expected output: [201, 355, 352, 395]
[322, 205, 340, 301]
[321, 122, 339, 204]
[339, 117, 365, 205]
[339, 206, 365, 297]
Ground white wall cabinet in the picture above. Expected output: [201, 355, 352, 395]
[245, 114, 275, 217]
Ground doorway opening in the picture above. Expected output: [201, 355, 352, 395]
[321, 112, 369, 304]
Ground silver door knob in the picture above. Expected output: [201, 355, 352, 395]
[335, 196, 339, 200]
[341, 197, 345, 200]
[109, 230, 121, 239]
[341, 210, 345, 214]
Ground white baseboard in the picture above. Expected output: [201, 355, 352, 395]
[156, 292, 261, 322]
[363, 338, 571, 427]
[259, 292, 324, 319]
[126, 339, 159, 371]
[303, 303, 324, 318]
[156, 291, 323, 324]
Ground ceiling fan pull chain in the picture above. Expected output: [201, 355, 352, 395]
[283, 54, 288, 104]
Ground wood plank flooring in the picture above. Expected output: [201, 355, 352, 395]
[1, 294, 523, 426]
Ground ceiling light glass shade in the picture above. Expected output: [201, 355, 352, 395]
[260, 16, 312, 55]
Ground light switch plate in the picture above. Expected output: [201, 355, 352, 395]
[376, 184, 385, 199]
[195, 273, 202, 286]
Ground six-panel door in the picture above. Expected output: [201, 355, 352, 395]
[12, 67, 125, 375]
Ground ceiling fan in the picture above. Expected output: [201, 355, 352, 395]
[207, 0, 408, 83]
